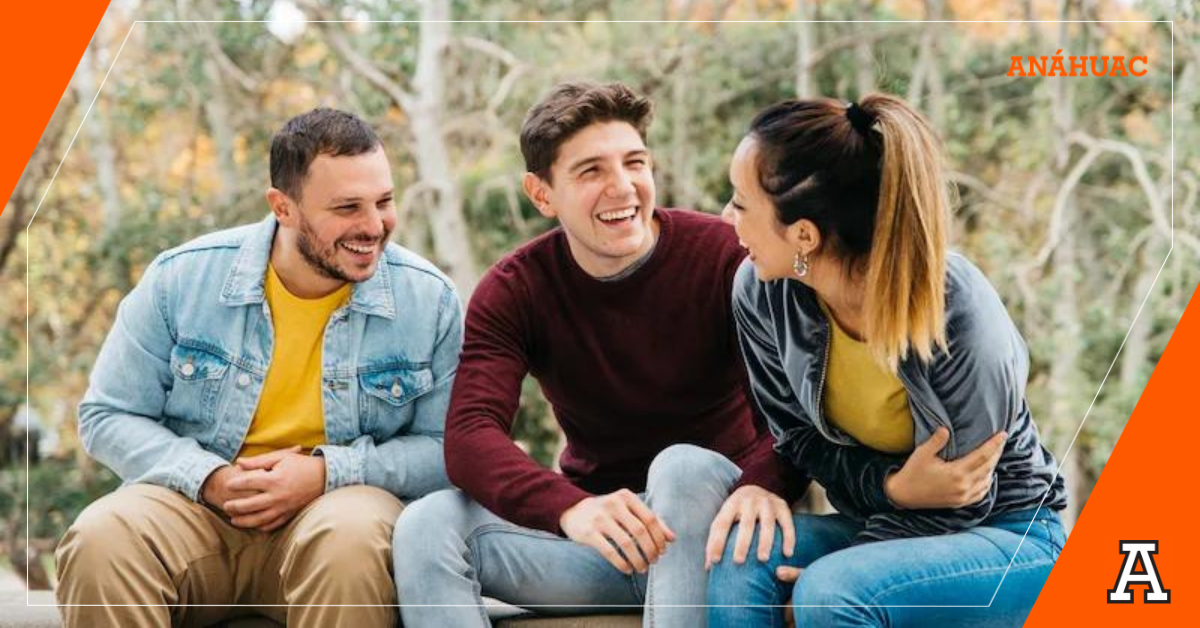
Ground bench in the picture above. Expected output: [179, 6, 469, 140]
[0, 592, 642, 627]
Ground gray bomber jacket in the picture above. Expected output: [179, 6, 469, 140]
[733, 252, 1067, 544]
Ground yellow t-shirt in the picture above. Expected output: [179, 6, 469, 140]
[820, 300, 915, 455]
[238, 265, 350, 458]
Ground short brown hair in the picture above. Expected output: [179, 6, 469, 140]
[520, 81, 654, 181]
[270, 107, 381, 201]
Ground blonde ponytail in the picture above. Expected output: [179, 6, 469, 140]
[859, 93, 949, 370]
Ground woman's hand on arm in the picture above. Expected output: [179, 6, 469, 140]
[704, 484, 795, 569]
[883, 426, 1007, 509]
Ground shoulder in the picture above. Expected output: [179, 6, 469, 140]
[382, 243, 458, 297]
[142, 221, 266, 295]
[732, 257, 811, 308]
[154, 222, 257, 268]
[945, 253, 999, 301]
[658, 208, 747, 281]
[941, 252, 1025, 366]
[494, 227, 563, 274]
[733, 257, 761, 303]
[944, 253, 1013, 333]
[660, 208, 740, 249]
[732, 258, 802, 323]
[467, 230, 563, 314]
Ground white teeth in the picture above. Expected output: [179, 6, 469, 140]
[341, 242, 375, 254]
[597, 207, 637, 222]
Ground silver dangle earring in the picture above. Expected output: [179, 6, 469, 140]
[793, 252, 810, 278]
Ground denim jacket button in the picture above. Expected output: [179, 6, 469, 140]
[237, 373, 251, 387]
[181, 363, 195, 377]
[391, 381, 403, 398]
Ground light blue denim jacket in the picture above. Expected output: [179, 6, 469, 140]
[78, 215, 462, 502]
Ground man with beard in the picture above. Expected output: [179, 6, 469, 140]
[55, 108, 462, 628]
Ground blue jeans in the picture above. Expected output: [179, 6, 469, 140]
[707, 508, 1065, 627]
[394, 444, 742, 627]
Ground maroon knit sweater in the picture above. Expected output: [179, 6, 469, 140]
[444, 208, 803, 534]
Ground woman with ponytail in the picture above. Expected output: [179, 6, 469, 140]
[704, 94, 1068, 626]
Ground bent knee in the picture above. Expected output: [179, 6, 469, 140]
[649, 444, 727, 482]
[708, 546, 784, 605]
[297, 488, 401, 545]
[392, 489, 473, 559]
[311, 485, 403, 521]
[59, 485, 181, 556]
[646, 445, 737, 512]
[57, 485, 188, 587]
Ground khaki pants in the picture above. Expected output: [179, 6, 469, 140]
[55, 483, 403, 628]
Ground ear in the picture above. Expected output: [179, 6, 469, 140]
[522, 172, 556, 219]
[787, 219, 822, 257]
[266, 188, 297, 226]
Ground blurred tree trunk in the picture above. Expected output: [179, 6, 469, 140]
[907, 0, 945, 125]
[72, 36, 120, 232]
[794, 0, 814, 97]
[854, 0, 876, 97]
[409, 0, 479, 296]
[314, 0, 479, 295]
[1120, 243, 1162, 393]
[202, 57, 239, 212]
[1050, 227, 1083, 534]
[1116, 42, 1181, 430]
[1048, 4, 1083, 534]
[178, 3, 251, 220]
[668, 43, 697, 209]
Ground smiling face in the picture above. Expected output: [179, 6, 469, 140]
[269, 147, 397, 295]
[721, 136, 808, 281]
[523, 120, 658, 278]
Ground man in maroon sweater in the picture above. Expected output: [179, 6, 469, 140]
[393, 82, 803, 627]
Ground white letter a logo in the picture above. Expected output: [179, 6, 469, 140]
[1108, 540, 1170, 603]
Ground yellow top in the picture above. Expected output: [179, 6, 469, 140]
[820, 300, 915, 454]
[238, 264, 350, 458]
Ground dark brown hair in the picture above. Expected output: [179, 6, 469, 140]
[749, 93, 950, 369]
[270, 107, 382, 201]
[520, 81, 653, 182]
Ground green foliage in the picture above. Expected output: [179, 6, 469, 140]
[1, 459, 121, 542]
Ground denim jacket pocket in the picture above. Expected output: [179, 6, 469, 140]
[165, 344, 230, 424]
[358, 364, 435, 431]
